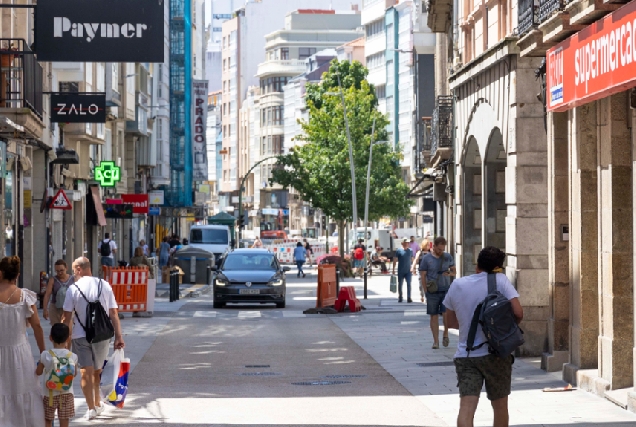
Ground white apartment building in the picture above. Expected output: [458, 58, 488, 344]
[220, 0, 361, 217]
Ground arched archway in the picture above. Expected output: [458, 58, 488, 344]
[461, 137, 482, 275]
[484, 128, 506, 250]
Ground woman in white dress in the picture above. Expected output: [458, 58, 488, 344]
[0, 256, 46, 427]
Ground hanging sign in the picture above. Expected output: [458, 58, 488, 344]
[192, 80, 209, 182]
[121, 194, 149, 214]
[50, 93, 106, 123]
[148, 190, 164, 205]
[95, 161, 121, 187]
[51, 189, 72, 210]
[148, 207, 160, 216]
[35, 0, 164, 62]
[547, 0, 636, 111]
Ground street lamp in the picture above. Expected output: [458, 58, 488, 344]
[325, 73, 358, 251]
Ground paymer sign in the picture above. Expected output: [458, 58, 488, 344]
[36, 0, 164, 63]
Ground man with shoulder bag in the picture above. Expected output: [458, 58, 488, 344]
[419, 236, 456, 349]
[443, 247, 524, 427]
[62, 257, 125, 421]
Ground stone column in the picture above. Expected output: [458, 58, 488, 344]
[542, 111, 570, 372]
[597, 92, 633, 390]
[564, 102, 599, 384]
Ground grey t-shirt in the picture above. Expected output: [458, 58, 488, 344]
[443, 272, 519, 358]
[419, 252, 455, 291]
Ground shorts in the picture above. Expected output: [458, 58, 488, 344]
[43, 393, 75, 420]
[353, 259, 364, 268]
[47, 303, 64, 324]
[72, 337, 110, 370]
[101, 256, 114, 267]
[454, 354, 513, 401]
[425, 291, 447, 315]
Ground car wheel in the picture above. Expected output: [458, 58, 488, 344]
[213, 301, 225, 309]
[276, 301, 286, 309]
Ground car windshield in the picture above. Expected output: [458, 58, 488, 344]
[222, 254, 277, 270]
[190, 229, 228, 245]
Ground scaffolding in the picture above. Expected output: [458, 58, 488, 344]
[167, 0, 193, 206]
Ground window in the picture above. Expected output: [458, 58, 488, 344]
[259, 77, 290, 94]
[281, 48, 289, 60]
[299, 48, 316, 59]
[367, 52, 384, 69]
[190, 229, 229, 245]
[223, 59, 226, 71]
[260, 106, 284, 126]
[375, 84, 386, 99]
[365, 20, 383, 38]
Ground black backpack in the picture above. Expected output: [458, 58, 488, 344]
[100, 240, 111, 257]
[73, 279, 115, 344]
[467, 273, 524, 358]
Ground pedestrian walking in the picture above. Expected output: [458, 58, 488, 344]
[443, 247, 523, 427]
[36, 323, 78, 427]
[139, 239, 149, 256]
[62, 257, 125, 421]
[392, 238, 414, 302]
[42, 259, 74, 325]
[159, 236, 170, 268]
[419, 236, 456, 348]
[409, 236, 419, 261]
[293, 242, 307, 278]
[0, 256, 46, 427]
[98, 232, 117, 268]
[252, 237, 263, 248]
[411, 239, 432, 302]
[303, 239, 313, 266]
[352, 239, 366, 278]
[130, 247, 154, 278]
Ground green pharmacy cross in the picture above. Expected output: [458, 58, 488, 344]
[95, 161, 121, 187]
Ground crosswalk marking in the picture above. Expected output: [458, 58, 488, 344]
[404, 311, 427, 316]
[193, 311, 217, 318]
[238, 311, 261, 318]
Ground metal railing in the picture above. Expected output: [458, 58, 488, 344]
[538, 0, 562, 23]
[430, 96, 453, 158]
[518, 0, 540, 36]
[413, 117, 432, 173]
[0, 39, 43, 119]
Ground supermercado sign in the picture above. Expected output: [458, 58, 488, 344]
[547, 1, 636, 112]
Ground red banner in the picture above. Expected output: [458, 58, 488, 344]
[121, 194, 149, 214]
[547, 1, 636, 112]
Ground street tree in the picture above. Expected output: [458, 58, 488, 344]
[271, 60, 412, 255]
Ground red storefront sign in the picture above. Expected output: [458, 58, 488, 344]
[121, 194, 149, 214]
[547, 1, 636, 112]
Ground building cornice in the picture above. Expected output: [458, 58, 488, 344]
[449, 37, 519, 89]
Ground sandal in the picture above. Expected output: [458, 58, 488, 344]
[443, 336, 449, 347]
[432, 343, 439, 349]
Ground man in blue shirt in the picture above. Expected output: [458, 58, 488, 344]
[392, 238, 414, 303]
[293, 242, 307, 278]
[420, 236, 456, 349]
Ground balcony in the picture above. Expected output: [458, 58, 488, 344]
[256, 60, 306, 78]
[413, 117, 432, 175]
[0, 39, 44, 140]
[427, 0, 453, 33]
[430, 96, 453, 166]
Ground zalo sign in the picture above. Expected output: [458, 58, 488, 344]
[35, 0, 164, 62]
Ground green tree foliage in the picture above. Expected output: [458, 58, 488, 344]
[271, 60, 413, 229]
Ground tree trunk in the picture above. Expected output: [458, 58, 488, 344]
[338, 220, 345, 258]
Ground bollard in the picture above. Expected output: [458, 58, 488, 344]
[169, 269, 180, 302]
[335, 266, 340, 295]
[206, 265, 211, 285]
[363, 266, 368, 299]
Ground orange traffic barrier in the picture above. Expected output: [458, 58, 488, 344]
[102, 266, 113, 282]
[316, 264, 338, 308]
[110, 266, 148, 313]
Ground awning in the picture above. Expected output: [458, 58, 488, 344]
[90, 186, 107, 226]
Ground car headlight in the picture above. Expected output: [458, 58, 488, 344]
[216, 278, 229, 286]
[269, 279, 284, 286]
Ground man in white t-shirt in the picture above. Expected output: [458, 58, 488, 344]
[62, 257, 125, 421]
[443, 247, 523, 427]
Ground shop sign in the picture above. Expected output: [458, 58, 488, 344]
[50, 93, 106, 123]
[192, 80, 209, 181]
[95, 161, 121, 187]
[122, 194, 149, 214]
[547, 1, 636, 111]
[35, 0, 164, 62]
[148, 207, 160, 216]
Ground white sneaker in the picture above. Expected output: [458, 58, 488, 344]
[85, 409, 97, 421]
[95, 403, 105, 416]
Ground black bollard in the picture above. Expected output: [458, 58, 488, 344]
[363, 266, 368, 299]
[336, 266, 340, 295]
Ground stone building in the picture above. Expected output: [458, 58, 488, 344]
[515, 0, 636, 411]
[423, 0, 550, 355]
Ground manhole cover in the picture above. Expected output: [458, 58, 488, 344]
[239, 372, 281, 376]
[416, 361, 455, 367]
[292, 380, 351, 386]
[245, 365, 270, 368]
[323, 375, 366, 378]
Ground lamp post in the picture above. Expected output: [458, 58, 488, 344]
[325, 73, 358, 249]
[219, 149, 278, 245]
[363, 132, 389, 299]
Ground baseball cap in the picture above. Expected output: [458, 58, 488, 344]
[402, 238, 409, 243]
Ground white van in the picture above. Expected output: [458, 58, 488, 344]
[188, 225, 232, 262]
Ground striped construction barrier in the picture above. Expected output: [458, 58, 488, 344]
[103, 266, 149, 313]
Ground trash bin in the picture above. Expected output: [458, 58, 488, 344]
[173, 247, 216, 285]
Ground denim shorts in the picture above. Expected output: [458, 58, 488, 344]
[425, 290, 447, 315]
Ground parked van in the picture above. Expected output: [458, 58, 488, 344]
[189, 225, 232, 262]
